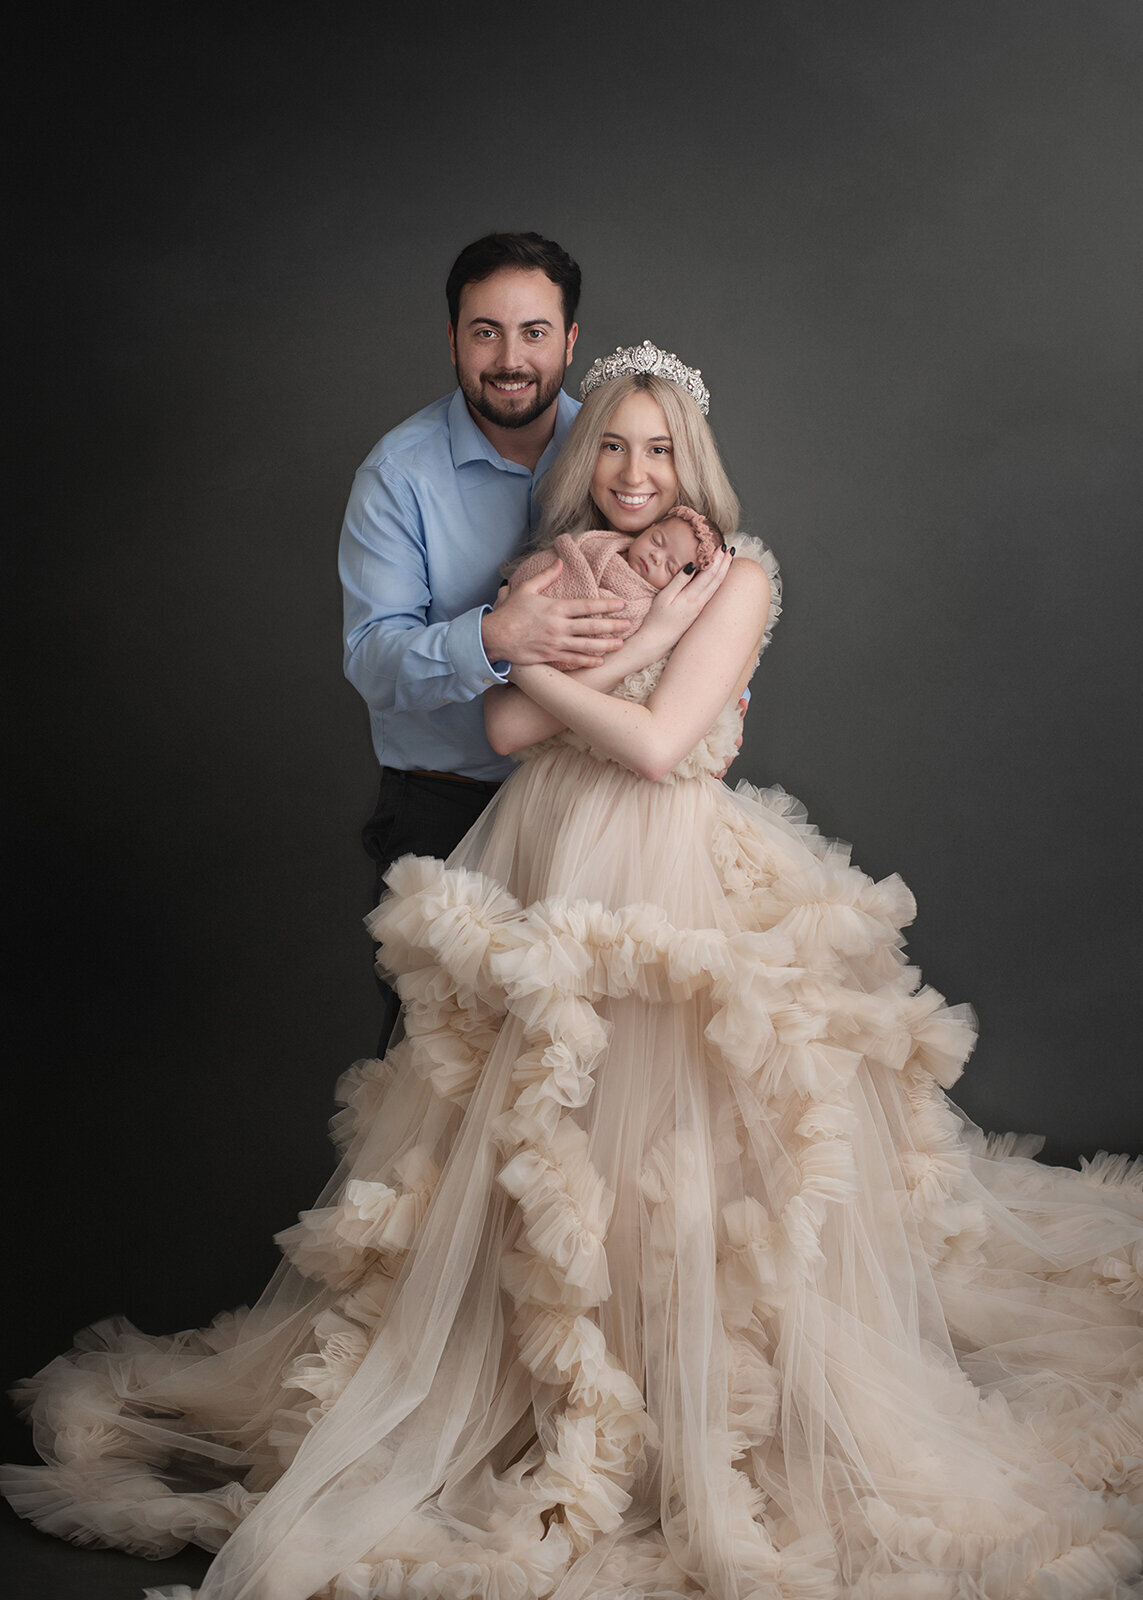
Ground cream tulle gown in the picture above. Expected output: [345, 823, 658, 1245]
[5, 540, 1143, 1600]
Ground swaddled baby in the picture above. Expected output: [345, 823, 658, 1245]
[508, 506, 726, 649]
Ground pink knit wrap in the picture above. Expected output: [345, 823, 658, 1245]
[508, 529, 656, 631]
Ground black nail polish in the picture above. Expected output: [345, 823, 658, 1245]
[729, 546, 736, 556]
[683, 562, 696, 575]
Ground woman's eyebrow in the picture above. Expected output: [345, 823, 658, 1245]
[600, 432, 673, 443]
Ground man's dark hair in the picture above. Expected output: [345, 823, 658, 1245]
[446, 233, 581, 331]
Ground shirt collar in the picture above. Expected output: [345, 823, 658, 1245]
[447, 385, 579, 475]
[537, 389, 580, 476]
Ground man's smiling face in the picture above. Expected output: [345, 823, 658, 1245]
[449, 267, 577, 431]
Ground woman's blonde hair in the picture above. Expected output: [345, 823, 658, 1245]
[536, 374, 740, 546]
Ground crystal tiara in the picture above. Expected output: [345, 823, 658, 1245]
[578, 340, 710, 415]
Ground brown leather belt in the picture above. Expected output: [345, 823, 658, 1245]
[409, 768, 503, 789]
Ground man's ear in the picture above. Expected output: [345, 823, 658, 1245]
[447, 321, 457, 367]
[564, 321, 578, 366]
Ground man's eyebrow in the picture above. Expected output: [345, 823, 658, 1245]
[465, 316, 556, 329]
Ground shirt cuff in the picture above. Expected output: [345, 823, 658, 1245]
[449, 605, 510, 693]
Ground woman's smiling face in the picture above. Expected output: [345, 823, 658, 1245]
[590, 391, 680, 532]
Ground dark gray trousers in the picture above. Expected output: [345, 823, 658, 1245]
[362, 768, 503, 1054]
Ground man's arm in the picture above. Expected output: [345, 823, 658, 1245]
[340, 466, 504, 715]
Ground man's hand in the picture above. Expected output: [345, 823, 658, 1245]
[482, 561, 632, 670]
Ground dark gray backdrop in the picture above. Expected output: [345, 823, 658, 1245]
[7, 0, 1142, 1462]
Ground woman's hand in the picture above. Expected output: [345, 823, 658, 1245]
[624, 549, 734, 670]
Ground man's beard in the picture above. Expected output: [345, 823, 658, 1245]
[459, 364, 566, 430]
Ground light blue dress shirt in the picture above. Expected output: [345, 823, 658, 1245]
[339, 387, 581, 781]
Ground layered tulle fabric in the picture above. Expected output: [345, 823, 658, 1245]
[4, 544, 1142, 1598]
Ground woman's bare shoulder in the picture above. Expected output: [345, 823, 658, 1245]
[668, 552, 770, 673]
[725, 553, 772, 592]
[704, 551, 772, 620]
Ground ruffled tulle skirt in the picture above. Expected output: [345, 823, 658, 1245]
[4, 745, 1143, 1599]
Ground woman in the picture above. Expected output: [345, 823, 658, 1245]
[5, 346, 1142, 1600]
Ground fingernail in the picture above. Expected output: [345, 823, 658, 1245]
[729, 546, 736, 556]
[683, 562, 696, 575]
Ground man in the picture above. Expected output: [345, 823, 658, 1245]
[339, 233, 628, 1037]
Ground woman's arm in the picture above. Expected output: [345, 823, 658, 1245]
[503, 558, 770, 781]
[485, 552, 734, 755]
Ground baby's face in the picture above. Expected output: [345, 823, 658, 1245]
[624, 517, 701, 590]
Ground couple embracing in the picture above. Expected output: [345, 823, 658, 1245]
[5, 233, 1143, 1600]
[339, 231, 767, 1054]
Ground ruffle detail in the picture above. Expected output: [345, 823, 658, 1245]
[323, 1503, 574, 1600]
[497, 1124, 613, 1299]
[330, 1056, 399, 1156]
[2, 1461, 259, 1560]
[1080, 1152, 1143, 1195]
[276, 1144, 441, 1289]
[369, 849, 968, 1315]
[859, 1492, 1143, 1599]
[486, 928, 656, 1559]
[1, 1315, 264, 1558]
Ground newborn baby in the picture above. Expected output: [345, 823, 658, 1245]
[508, 506, 726, 645]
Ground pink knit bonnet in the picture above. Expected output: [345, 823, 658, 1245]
[660, 504, 726, 570]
